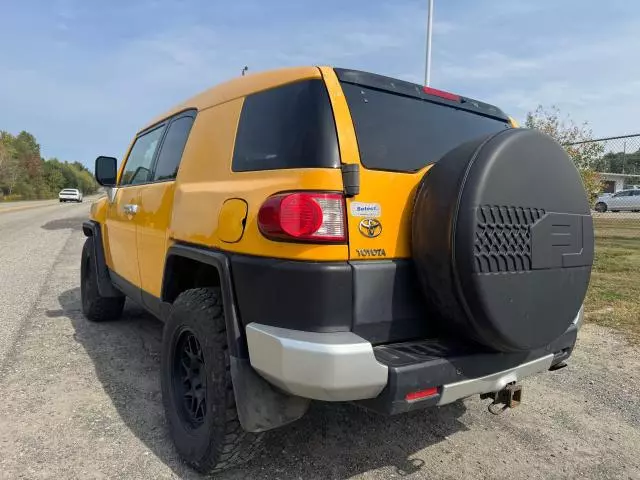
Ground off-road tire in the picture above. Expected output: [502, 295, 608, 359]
[80, 237, 125, 321]
[160, 287, 263, 474]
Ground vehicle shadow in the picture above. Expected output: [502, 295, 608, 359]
[52, 287, 469, 479]
[41, 216, 86, 232]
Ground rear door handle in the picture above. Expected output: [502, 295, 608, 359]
[123, 204, 139, 215]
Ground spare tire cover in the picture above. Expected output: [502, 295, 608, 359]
[412, 128, 594, 352]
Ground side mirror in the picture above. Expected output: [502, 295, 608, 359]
[95, 156, 118, 187]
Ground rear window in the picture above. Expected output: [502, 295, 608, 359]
[341, 82, 510, 172]
[232, 79, 340, 172]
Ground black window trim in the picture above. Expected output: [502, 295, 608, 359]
[118, 108, 197, 188]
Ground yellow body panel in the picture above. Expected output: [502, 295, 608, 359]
[103, 187, 142, 284]
[170, 97, 348, 261]
[140, 67, 323, 134]
[217, 199, 248, 243]
[137, 181, 176, 297]
[94, 65, 512, 293]
[320, 67, 431, 259]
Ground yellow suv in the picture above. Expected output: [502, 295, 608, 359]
[82, 66, 594, 473]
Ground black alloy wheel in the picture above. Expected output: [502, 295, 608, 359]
[173, 329, 208, 427]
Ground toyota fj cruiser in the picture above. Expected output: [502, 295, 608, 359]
[82, 66, 594, 474]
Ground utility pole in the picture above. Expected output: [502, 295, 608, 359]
[424, 0, 434, 86]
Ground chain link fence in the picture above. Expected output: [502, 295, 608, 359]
[565, 134, 640, 215]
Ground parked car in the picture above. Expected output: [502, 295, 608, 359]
[58, 188, 83, 203]
[82, 66, 593, 474]
[594, 189, 640, 212]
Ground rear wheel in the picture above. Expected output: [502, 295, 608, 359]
[161, 288, 263, 474]
[595, 202, 607, 213]
[81, 237, 125, 321]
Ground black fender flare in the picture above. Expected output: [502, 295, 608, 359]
[162, 244, 310, 432]
[82, 221, 123, 298]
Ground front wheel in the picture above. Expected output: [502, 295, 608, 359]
[595, 202, 607, 213]
[160, 288, 263, 474]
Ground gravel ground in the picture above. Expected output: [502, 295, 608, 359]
[0, 203, 639, 479]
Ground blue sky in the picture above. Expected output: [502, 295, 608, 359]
[2, 0, 639, 165]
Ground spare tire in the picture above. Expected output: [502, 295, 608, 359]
[412, 128, 594, 352]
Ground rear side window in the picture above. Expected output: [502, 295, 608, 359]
[232, 80, 340, 172]
[341, 82, 510, 172]
[153, 114, 195, 181]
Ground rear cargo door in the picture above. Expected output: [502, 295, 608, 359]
[321, 67, 512, 261]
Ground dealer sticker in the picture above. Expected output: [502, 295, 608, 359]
[350, 202, 381, 218]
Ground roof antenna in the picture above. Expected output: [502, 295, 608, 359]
[241, 66, 248, 76]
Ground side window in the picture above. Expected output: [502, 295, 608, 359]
[632, 190, 640, 196]
[120, 126, 165, 186]
[614, 191, 630, 197]
[153, 115, 195, 181]
[232, 79, 340, 172]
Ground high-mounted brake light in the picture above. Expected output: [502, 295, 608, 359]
[258, 192, 346, 242]
[405, 387, 439, 402]
[423, 86, 460, 102]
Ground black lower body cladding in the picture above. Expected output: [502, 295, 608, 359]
[412, 128, 594, 352]
[230, 255, 431, 344]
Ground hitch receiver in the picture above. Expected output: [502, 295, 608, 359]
[481, 383, 523, 414]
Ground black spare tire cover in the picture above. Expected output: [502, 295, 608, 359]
[412, 128, 594, 352]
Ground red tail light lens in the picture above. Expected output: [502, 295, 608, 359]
[258, 192, 346, 242]
[423, 86, 460, 102]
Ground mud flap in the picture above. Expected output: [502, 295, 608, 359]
[230, 356, 310, 433]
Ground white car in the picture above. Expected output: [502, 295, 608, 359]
[58, 188, 83, 203]
[594, 189, 640, 212]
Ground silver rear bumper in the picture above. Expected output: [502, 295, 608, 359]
[246, 322, 569, 404]
[246, 323, 388, 401]
[437, 354, 553, 405]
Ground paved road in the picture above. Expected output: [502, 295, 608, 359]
[0, 198, 83, 213]
[0, 202, 639, 479]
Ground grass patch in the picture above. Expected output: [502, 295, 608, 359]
[585, 218, 640, 342]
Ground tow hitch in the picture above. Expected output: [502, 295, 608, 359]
[481, 382, 523, 415]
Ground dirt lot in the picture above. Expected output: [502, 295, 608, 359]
[0, 204, 639, 479]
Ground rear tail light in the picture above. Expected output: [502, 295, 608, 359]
[423, 86, 460, 102]
[258, 192, 346, 242]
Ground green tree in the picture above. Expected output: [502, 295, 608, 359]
[525, 105, 604, 202]
[0, 129, 98, 200]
